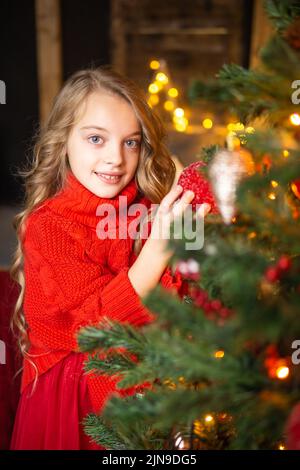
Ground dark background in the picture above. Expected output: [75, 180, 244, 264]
[0, 0, 111, 206]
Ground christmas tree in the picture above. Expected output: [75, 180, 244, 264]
[77, 0, 300, 450]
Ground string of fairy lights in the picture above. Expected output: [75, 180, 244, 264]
[146, 57, 300, 137]
[146, 57, 300, 208]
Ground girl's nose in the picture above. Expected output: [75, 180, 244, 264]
[103, 142, 124, 166]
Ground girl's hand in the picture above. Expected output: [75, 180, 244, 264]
[128, 186, 211, 299]
[149, 185, 211, 252]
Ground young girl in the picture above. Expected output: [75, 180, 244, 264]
[9, 66, 210, 450]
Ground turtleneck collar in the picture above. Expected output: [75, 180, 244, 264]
[45, 170, 145, 228]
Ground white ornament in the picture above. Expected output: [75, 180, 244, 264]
[208, 149, 255, 224]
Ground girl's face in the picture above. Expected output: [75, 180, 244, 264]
[66, 90, 142, 198]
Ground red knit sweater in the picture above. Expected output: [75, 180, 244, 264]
[21, 170, 185, 413]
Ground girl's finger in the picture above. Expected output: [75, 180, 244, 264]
[159, 185, 184, 213]
[196, 203, 211, 217]
[172, 190, 195, 217]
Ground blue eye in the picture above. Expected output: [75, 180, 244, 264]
[88, 135, 102, 144]
[126, 139, 140, 149]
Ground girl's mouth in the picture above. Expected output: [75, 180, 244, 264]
[95, 172, 122, 185]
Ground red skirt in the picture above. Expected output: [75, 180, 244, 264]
[10, 352, 106, 450]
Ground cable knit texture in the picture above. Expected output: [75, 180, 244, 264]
[21, 170, 185, 413]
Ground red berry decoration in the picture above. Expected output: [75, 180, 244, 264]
[265, 266, 281, 283]
[190, 285, 233, 321]
[178, 161, 219, 213]
[277, 255, 292, 272]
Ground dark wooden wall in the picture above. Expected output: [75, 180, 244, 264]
[111, 0, 253, 91]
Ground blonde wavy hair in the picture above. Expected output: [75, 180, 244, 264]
[9, 65, 176, 385]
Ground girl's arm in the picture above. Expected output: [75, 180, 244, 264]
[128, 185, 211, 298]
[128, 237, 173, 298]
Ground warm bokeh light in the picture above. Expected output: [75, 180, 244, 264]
[246, 126, 255, 133]
[164, 100, 175, 111]
[283, 149, 289, 158]
[168, 87, 178, 98]
[175, 123, 188, 132]
[154, 80, 163, 91]
[248, 231, 257, 239]
[271, 180, 278, 187]
[289, 113, 300, 126]
[227, 122, 244, 132]
[173, 116, 188, 124]
[148, 83, 159, 94]
[268, 192, 276, 200]
[150, 59, 160, 70]
[205, 414, 214, 423]
[202, 118, 213, 129]
[278, 444, 285, 450]
[156, 72, 168, 84]
[148, 94, 159, 106]
[276, 366, 289, 380]
[174, 115, 188, 132]
[174, 107, 185, 118]
[214, 350, 225, 358]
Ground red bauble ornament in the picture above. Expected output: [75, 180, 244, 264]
[178, 161, 219, 213]
[265, 266, 281, 283]
[285, 403, 300, 450]
[277, 255, 292, 272]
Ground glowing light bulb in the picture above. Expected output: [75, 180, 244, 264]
[148, 94, 159, 106]
[228, 122, 244, 132]
[175, 123, 187, 132]
[164, 100, 175, 111]
[290, 113, 300, 126]
[214, 350, 225, 358]
[174, 107, 184, 118]
[148, 83, 159, 94]
[150, 60, 160, 70]
[168, 87, 178, 98]
[156, 72, 168, 84]
[276, 366, 289, 380]
[202, 118, 213, 129]
[205, 414, 214, 423]
[154, 80, 163, 91]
